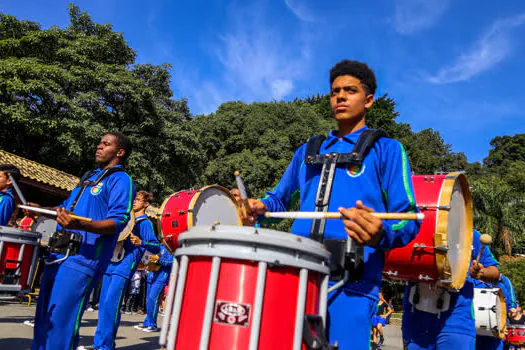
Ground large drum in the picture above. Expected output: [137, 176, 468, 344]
[160, 225, 331, 350]
[474, 288, 507, 338]
[31, 217, 57, 246]
[158, 185, 241, 252]
[0, 226, 41, 293]
[507, 325, 525, 346]
[383, 173, 473, 290]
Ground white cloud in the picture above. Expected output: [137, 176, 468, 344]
[426, 13, 525, 84]
[394, 0, 449, 34]
[284, 0, 316, 22]
[271, 79, 294, 99]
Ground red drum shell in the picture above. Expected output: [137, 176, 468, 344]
[383, 173, 473, 290]
[506, 325, 525, 346]
[0, 226, 40, 292]
[158, 185, 241, 252]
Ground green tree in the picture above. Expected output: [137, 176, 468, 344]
[484, 134, 525, 170]
[0, 6, 197, 198]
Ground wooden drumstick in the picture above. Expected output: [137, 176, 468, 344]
[19, 205, 93, 223]
[264, 211, 424, 220]
[234, 170, 252, 216]
[476, 234, 493, 262]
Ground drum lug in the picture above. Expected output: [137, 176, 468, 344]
[434, 245, 448, 252]
[178, 210, 186, 215]
[438, 205, 451, 211]
[439, 279, 451, 284]
[384, 270, 398, 277]
[418, 274, 433, 281]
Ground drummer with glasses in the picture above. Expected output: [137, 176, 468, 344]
[402, 229, 500, 350]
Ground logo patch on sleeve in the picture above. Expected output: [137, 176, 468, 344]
[91, 182, 104, 196]
[347, 164, 366, 178]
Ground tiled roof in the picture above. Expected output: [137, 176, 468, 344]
[0, 150, 79, 191]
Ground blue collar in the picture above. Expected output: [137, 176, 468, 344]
[325, 125, 369, 149]
[135, 214, 148, 220]
[0, 188, 14, 197]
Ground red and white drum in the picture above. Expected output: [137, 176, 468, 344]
[160, 225, 331, 350]
[474, 288, 507, 338]
[0, 226, 41, 294]
[158, 185, 241, 252]
[383, 172, 473, 290]
[506, 325, 525, 346]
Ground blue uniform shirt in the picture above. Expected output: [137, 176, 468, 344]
[147, 245, 173, 285]
[261, 126, 420, 298]
[403, 230, 500, 338]
[106, 214, 161, 279]
[0, 188, 15, 226]
[52, 165, 135, 277]
[473, 274, 517, 312]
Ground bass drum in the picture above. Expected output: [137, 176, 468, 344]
[474, 288, 507, 339]
[31, 217, 57, 246]
[158, 185, 241, 252]
[383, 173, 473, 290]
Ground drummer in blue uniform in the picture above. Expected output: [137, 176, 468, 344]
[402, 229, 501, 350]
[474, 273, 518, 350]
[31, 132, 136, 350]
[247, 59, 421, 349]
[82, 191, 161, 350]
[134, 244, 173, 332]
[0, 164, 20, 226]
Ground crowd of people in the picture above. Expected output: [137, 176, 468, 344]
[0, 59, 522, 350]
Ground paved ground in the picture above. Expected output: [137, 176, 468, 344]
[0, 300, 403, 349]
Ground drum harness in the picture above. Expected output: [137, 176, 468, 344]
[301, 129, 384, 350]
[45, 167, 123, 265]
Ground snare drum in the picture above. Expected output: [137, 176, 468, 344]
[160, 225, 331, 350]
[474, 288, 507, 338]
[158, 185, 241, 252]
[0, 226, 41, 293]
[383, 173, 473, 290]
[507, 325, 525, 346]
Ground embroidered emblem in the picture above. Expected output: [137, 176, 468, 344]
[91, 182, 104, 196]
[347, 164, 366, 178]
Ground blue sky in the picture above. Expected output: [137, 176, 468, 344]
[2, 0, 525, 162]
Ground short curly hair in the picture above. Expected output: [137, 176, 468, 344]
[329, 60, 377, 95]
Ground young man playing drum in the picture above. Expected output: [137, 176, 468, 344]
[135, 244, 173, 332]
[31, 132, 136, 350]
[402, 229, 500, 350]
[80, 191, 161, 350]
[0, 164, 21, 226]
[474, 273, 518, 350]
[247, 60, 421, 349]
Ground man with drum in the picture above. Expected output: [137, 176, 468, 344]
[402, 229, 500, 350]
[0, 164, 21, 226]
[247, 60, 421, 349]
[31, 132, 136, 350]
[474, 273, 518, 350]
[135, 243, 173, 332]
[81, 191, 161, 350]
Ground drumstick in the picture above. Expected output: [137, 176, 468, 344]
[9, 174, 27, 205]
[264, 211, 424, 220]
[19, 205, 93, 223]
[234, 170, 252, 216]
[476, 234, 493, 262]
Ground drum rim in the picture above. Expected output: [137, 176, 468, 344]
[0, 225, 42, 241]
[435, 172, 473, 290]
[180, 225, 330, 259]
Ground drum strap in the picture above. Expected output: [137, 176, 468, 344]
[70, 167, 124, 212]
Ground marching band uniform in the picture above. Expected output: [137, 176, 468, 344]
[0, 188, 15, 226]
[402, 230, 499, 350]
[474, 274, 518, 350]
[261, 126, 420, 348]
[136, 244, 173, 331]
[32, 165, 135, 350]
[92, 214, 161, 349]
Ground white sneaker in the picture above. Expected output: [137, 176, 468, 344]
[142, 326, 159, 332]
[23, 320, 35, 327]
[134, 324, 147, 330]
[87, 307, 95, 312]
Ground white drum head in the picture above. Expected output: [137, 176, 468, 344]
[190, 186, 240, 227]
[32, 217, 57, 244]
[447, 180, 467, 282]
